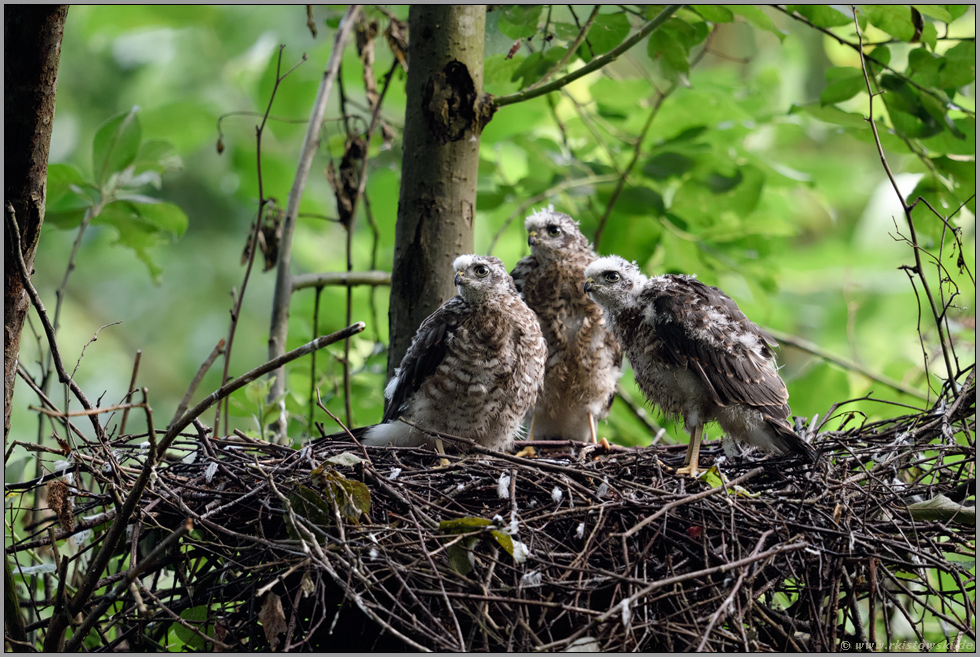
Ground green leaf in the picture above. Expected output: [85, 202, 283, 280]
[93, 107, 142, 186]
[490, 530, 515, 556]
[439, 517, 494, 533]
[286, 486, 335, 539]
[311, 468, 371, 524]
[724, 6, 785, 42]
[920, 21, 938, 49]
[587, 12, 631, 57]
[447, 537, 479, 576]
[643, 152, 696, 180]
[649, 26, 690, 79]
[131, 200, 189, 237]
[819, 67, 866, 105]
[944, 5, 970, 21]
[790, 103, 869, 129]
[907, 494, 975, 525]
[484, 53, 524, 95]
[912, 5, 952, 23]
[497, 5, 542, 40]
[786, 5, 852, 28]
[132, 138, 181, 176]
[691, 5, 733, 23]
[921, 117, 974, 155]
[45, 164, 93, 229]
[938, 41, 976, 90]
[173, 605, 208, 650]
[860, 5, 915, 42]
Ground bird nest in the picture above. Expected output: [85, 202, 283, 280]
[10, 372, 975, 652]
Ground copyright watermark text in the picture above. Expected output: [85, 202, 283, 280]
[840, 639, 976, 652]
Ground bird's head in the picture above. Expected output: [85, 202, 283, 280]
[524, 206, 590, 263]
[453, 254, 514, 303]
[583, 255, 647, 313]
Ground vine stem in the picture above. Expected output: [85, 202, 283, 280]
[851, 7, 957, 395]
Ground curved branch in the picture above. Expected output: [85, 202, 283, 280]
[491, 5, 682, 109]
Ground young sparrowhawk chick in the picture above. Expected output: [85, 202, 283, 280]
[361, 255, 547, 452]
[584, 255, 816, 475]
[510, 207, 623, 443]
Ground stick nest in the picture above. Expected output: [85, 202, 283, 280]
[11, 375, 976, 652]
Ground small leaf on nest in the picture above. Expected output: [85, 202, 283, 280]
[259, 592, 287, 651]
[324, 451, 367, 467]
[287, 486, 334, 539]
[312, 468, 371, 524]
[447, 536, 480, 576]
[906, 494, 975, 526]
[439, 517, 494, 533]
[490, 530, 514, 556]
[697, 465, 725, 488]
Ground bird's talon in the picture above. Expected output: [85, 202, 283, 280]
[676, 465, 702, 478]
[514, 445, 536, 458]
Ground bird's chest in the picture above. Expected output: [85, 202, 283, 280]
[524, 269, 589, 343]
[618, 314, 703, 416]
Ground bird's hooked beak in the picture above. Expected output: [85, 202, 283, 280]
[454, 270, 464, 287]
[584, 277, 595, 294]
[527, 229, 538, 247]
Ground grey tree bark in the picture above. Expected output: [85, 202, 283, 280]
[4, 6, 69, 450]
[387, 5, 490, 381]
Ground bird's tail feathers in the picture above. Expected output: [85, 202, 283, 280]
[767, 416, 818, 462]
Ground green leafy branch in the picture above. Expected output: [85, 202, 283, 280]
[491, 5, 682, 109]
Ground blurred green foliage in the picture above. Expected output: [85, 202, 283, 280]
[19, 4, 974, 457]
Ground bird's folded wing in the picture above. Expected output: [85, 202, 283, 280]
[382, 297, 463, 423]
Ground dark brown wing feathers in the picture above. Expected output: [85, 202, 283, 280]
[382, 297, 461, 423]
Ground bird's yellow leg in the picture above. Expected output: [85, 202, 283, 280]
[676, 426, 703, 478]
[588, 412, 598, 445]
[528, 414, 537, 441]
[435, 438, 450, 467]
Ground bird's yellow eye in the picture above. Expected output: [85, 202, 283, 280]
[473, 264, 490, 278]
[546, 225, 562, 237]
[603, 271, 621, 284]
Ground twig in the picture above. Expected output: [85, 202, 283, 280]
[5, 203, 106, 443]
[766, 327, 929, 401]
[269, 5, 363, 440]
[525, 6, 600, 93]
[118, 350, 142, 435]
[291, 270, 392, 291]
[492, 6, 682, 109]
[170, 339, 225, 430]
[62, 518, 194, 651]
[852, 8, 957, 393]
[220, 45, 308, 439]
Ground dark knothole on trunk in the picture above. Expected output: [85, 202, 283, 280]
[422, 59, 478, 144]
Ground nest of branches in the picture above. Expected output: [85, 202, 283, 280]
[9, 369, 975, 652]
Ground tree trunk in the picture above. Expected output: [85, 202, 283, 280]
[4, 6, 69, 451]
[387, 5, 487, 381]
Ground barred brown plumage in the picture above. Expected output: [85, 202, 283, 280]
[361, 254, 547, 452]
[510, 207, 622, 443]
[584, 255, 817, 476]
